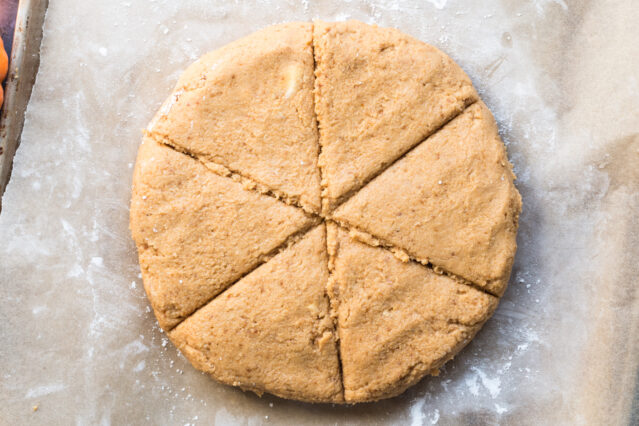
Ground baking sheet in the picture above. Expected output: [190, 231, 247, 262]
[0, 0, 48, 208]
[1, 1, 637, 424]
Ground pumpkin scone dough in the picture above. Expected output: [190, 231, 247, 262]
[147, 22, 322, 213]
[327, 224, 499, 403]
[169, 225, 343, 403]
[131, 20, 522, 404]
[130, 138, 316, 330]
[313, 20, 478, 212]
[333, 102, 521, 296]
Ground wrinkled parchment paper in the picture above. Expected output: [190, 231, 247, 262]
[1, 1, 637, 424]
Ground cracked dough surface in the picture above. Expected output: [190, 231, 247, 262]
[130, 20, 521, 403]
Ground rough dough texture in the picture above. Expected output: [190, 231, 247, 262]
[327, 224, 498, 402]
[147, 22, 322, 212]
[170, 225, 343, 403]
[333, 102, 521, 296]
[130, 137, 316, 330]
[313, 20, 478, 212]
[130, 20, 521, 403]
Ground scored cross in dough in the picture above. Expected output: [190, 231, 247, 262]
[333, 102, 521, 296]
[169, 225, 343, 403]
[131, 20, 522, 404]
[147, 22, 322, 213]
[313, 20, 478, 212]
[130, 138, 316, 330]
[327, 224, 498, 403]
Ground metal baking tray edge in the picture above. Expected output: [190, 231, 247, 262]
[0, 0, 48, 211]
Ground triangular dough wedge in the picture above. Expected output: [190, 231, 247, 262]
[333, 102, 521, 296]
[148, 22, 321, 213]
[169, 225, 343, 403]
[130, 138, 316, 330]
[327, 224, 498, 403]
[313, 20, 478, 212]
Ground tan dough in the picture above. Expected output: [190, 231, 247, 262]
[327, 223, 498, 402]
[313, 20, 478, 212]
[147, 22, 322, 213]
[130, 137, 316, 330]
[130, 20, 521, 403]
[170, 225, 343, 403]
[333, 102, 521, 296]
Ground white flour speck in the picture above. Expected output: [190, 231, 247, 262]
[495, 403, 508, 414]
[133, 360, 146, 372]
[410, 398, 426, 426]
[429, 409, 440, 424]
[333, 12, 351, 22]
[32, 305, 47, 315]
[426, 0, 448, 9]
[466, 373, 479, 396]
[25, 383, 66, 399]
[471, 367, 502, 398]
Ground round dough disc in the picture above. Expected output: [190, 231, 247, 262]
[130, 20, 521, 404]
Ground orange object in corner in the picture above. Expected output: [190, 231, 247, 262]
[0, 37, 8, 106]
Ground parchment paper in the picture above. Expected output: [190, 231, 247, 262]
[1, 1, 637, 424]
